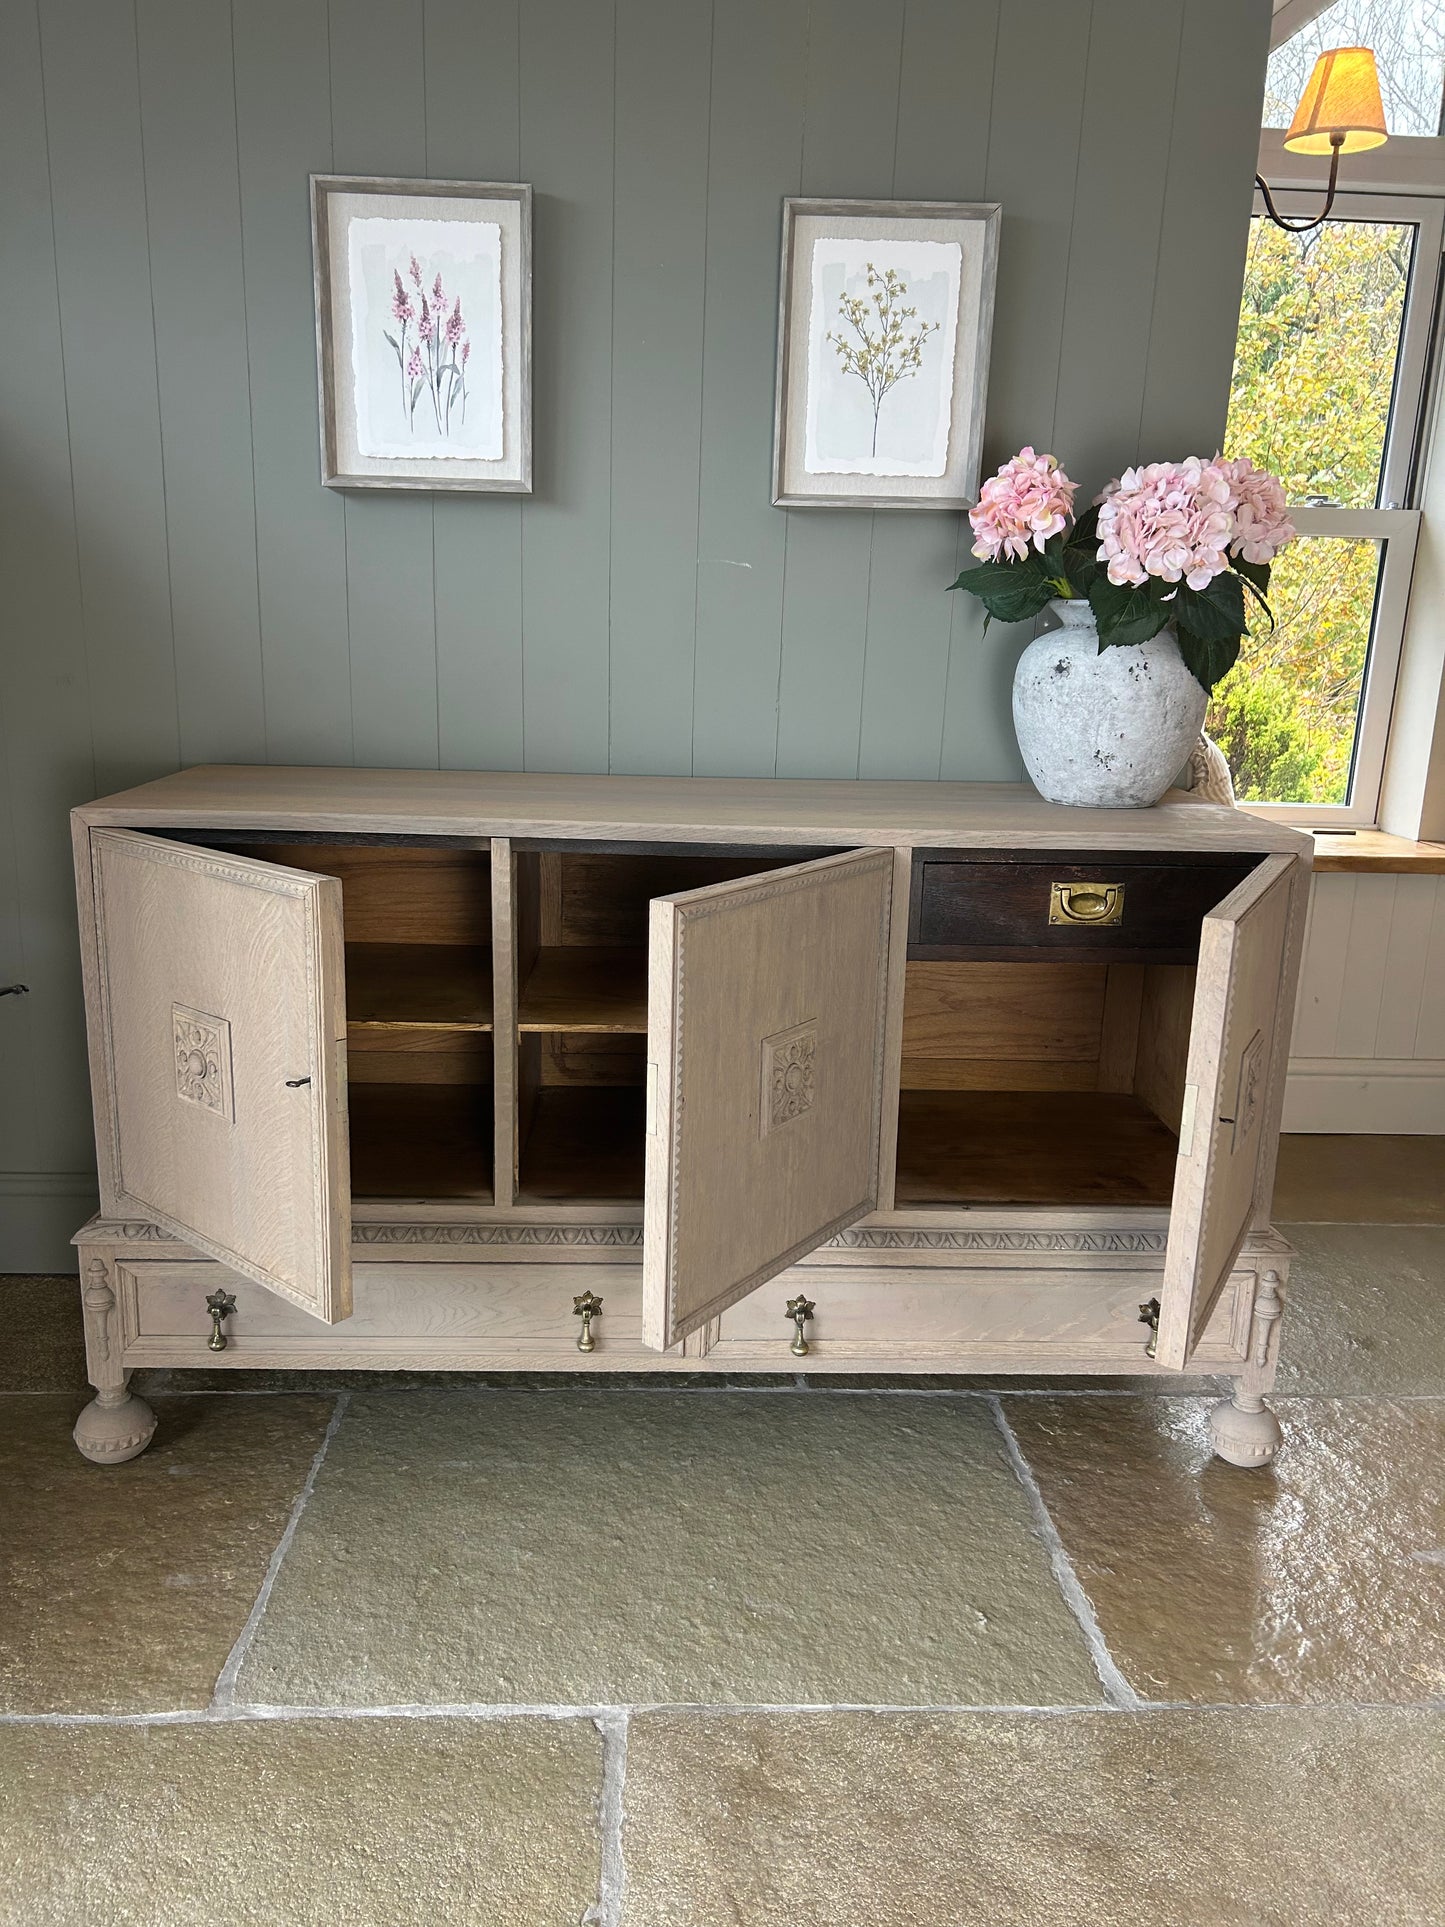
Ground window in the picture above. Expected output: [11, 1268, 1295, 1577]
[1215, 191, 1441, 824]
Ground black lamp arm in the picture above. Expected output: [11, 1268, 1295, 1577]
[1256, 133, 1345, 235]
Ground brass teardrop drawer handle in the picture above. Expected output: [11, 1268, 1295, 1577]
[1049, 881, 1125, 926]
[573, 1290, 603, 1352]
[786, 1294, 816, 1357]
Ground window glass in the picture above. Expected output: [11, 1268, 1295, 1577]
[1265, 0, 1445, 136]
[1206, 535, 1383, 804]
[1225, 216, 1414, 509]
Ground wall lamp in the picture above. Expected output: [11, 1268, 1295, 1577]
[1256, 45, 1388, 234]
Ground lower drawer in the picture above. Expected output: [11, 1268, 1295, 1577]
[114, 1254, 1253, 1375]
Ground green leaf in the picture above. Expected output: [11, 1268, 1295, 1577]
[947, 555, 1056, 626]
[1171, 570, 1246, 643]
[1174, 624, 1241, 694]
[1232, 555, 1272, 597]
[1061, 503, 1105, 594]
[384, 330, 400, 353]
[1088, 579, 1169, 649]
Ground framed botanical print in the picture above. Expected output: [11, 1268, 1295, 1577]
[310, 175, 532, 493]
[772, 197, 1000, 510]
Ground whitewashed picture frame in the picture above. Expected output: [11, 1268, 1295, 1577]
[772, 197, 1000, 510]
[311, 174, 532, 493]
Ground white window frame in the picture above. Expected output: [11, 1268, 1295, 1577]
[1237, 187, 1442, 829]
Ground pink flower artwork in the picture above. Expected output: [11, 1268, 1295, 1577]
[383, 248, 472, 438]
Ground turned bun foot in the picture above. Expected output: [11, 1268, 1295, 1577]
[73, 1392, 157, 1465]
[1208, 1394, 1283, 1468]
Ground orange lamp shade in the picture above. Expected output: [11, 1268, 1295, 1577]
[1284, 46, 1388, 154]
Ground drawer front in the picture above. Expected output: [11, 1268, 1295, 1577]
[913, 856, 1259, 961]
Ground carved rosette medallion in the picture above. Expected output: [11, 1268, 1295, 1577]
[173, 1004, 233, 1119]
[1231, 1029, 1265, 1153]
[761, 1020, 817, 1136]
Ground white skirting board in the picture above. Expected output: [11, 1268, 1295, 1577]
[0, 1173, 96, 1272]
[1283, 1058, 1445, 1133]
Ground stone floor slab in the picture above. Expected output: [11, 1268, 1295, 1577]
[0, 1394, 334, 1714]
[0, 1714, 601, 1927]
[1003, 1395, 1445, 1703]
[0, 1275, 86, 1393]
[237, 1390, 1101, 1708]
[1273, 1132, 1445, 1224]
[621, 1706, 1445, 1927]
[1275, 1223, 1445, 1395]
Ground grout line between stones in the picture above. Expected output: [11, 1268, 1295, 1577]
[209, 1391, 350, 1711]
[986, 1392, 1144, 1712]
[590, 1709, 628, 1927]
[4, 1695, 1444, 1731]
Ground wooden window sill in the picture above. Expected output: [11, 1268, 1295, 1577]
[1309, 830, 1445, 874]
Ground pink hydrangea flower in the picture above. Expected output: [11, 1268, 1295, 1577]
[969, 447, 1078, 563]
[1096, 458, 1234, 592]
[1213, 455, 1296, 565]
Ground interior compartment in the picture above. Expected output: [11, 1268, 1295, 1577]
[245, 842, 495, 1200]
[893, 959, 1195, 1206]
[511, 849, 799, 1203]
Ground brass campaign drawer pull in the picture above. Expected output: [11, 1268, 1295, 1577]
[1049, 881, 1125, 926]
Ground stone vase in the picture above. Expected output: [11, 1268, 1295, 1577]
[1012, 597, 1208, 809]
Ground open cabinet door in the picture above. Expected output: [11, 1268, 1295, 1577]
[1154, 855, 1297, 1370]
[642, 847, 894, 1351]
[88, 830, 352, 1322]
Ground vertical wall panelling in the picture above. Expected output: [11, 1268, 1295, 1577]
[424, 0, 526, 771]
[937, 0, 1093, 782]
[233, 0, 354, 765]
[1285, 872, 1445, 1130]
[136, 0, 267, 767]
[1374, 873, 1437, 1058]
[518, 0, 616, 773]
[689, 0, 807, 777]
[329, 0, 441, 769]
[1139, 0, 1270, 458]
[0, 0, 96, 1183]
[774, 0, 908, 778]
[857, 0, 1001, 780]
[606, 0, 714, 775]
[1050, 1, 1183, 500]
[39, 0, 180, 796]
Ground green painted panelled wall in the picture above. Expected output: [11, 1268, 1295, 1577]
[0, 0, 1271, 1265]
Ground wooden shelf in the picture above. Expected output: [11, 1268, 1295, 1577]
[895, 1090, 1178, 1207]
[517, 1087, 646, 1202]
[349, 1083, 493, 1200]
[346, 943, 493, 1031]
[518, 947, 648, 1033]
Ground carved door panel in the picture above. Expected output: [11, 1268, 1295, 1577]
[1155, 855, 1297, 1369]
[87, 830, 352, 1322]
[642, 847, 895, 1351]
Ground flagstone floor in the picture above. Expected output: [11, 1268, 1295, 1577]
[2, 1133, 1443, 1925]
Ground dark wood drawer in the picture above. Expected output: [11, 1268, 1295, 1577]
[910, 853, 1261, 963]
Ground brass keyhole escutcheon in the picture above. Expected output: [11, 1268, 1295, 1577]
[206, 1289, 237, 1352]
[786, 1294, 816, 1357]
[573, 1291, 603, 1353]
[1050, 881, 1125, 926]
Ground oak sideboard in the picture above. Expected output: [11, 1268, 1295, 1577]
[66, 767, 1310, 1469]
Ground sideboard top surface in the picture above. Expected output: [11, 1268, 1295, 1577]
[75, 766, 1311, 856]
